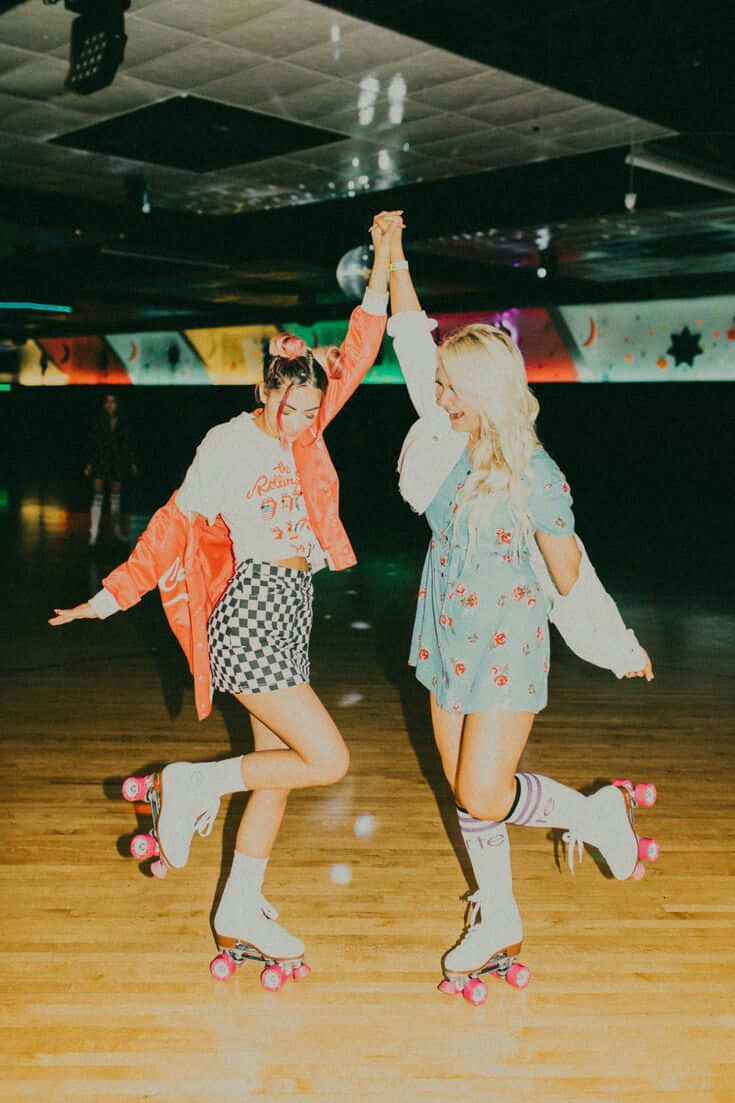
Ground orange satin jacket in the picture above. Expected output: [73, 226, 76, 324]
[101, 304, 386, 719]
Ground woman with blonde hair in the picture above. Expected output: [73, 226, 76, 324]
[386, 221, 658, 1004]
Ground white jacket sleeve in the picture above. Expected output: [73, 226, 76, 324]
[387, 310, 445, 426]
[529, 536, 647, 678]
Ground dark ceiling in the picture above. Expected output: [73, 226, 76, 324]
[1, 0, 734, 339]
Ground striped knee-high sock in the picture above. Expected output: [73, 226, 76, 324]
[505, 772, 587, 829]
[456, 807, 517, 915]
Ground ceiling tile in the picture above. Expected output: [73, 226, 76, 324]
[0, 4, 71, 51]
[216, 1, 361, 57]
[0, 57, 69, 100]
[563, 120, 677, 152]
[461, 87, 587, 126]
[0, 101, 97, 140]
[198, 60, 325, 105]
[413, 69, 539, 111]
[0, 42, 38, 76]
[367, 111, 488, 149]
[139, 0, 287, 37]
[250, 77, 362, 123]
[53, 75, 174, 117]
[126, 41, 257, 90]
[285, 25, 419, 78]
[310, 95, 435, 141]
[366, 46, 486, 96]
[116, 16, 200, 67]
[506, 103, 632, 139]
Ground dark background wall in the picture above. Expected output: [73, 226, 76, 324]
[2, 381, 733, 603]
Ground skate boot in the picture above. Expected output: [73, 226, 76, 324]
[210, 890, 310, 990]
[439, 892, 530, 1006]
[122, 762, 220, 873]
[562, 779, 659, 880]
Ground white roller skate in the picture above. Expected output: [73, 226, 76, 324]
[439, 892, 530, 1006]
[210, 889, 310, 991]
[563, 779, 659, 880]
[122, 762, 220, 874]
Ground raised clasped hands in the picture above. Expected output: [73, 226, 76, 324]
[369, 210, 405, 256]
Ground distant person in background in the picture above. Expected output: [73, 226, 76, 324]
[84, 392, 136, 546]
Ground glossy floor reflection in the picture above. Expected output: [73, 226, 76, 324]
[1, 488, 734, 1103]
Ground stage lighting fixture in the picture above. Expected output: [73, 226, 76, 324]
[625, 150, 735, 195]
[64, 0, 129, 95]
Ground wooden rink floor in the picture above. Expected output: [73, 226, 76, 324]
[2, 505, 734, 1103]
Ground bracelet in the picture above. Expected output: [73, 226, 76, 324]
[389, 260, 409, 272]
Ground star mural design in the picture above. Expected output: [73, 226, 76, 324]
[666, 326, 703, 366]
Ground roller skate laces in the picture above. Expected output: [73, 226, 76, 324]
[440, 891, 529, 1005]
[211, 892, 310, 990]
[156, 762, 221, 869]
[562, 779, 659, 880]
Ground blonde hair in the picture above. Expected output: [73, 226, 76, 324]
[440, 324, 540, 561]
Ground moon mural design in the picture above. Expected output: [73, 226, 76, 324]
[582, 317, 597, 348]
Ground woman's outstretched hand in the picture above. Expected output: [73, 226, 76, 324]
[623, 647, 654, 681]
[49, 602, 99, 627]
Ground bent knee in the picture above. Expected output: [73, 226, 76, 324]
[318, 741, 350, 786]
[455, 782, 513, 823]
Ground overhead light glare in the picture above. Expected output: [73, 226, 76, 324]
[0, 302, 73, 313]
[625, 150, 735, 194]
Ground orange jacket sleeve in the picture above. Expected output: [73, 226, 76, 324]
[102, 494, 186, 610]
[314, 306, 386, 433]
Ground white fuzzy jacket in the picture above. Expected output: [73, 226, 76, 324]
[388, 310, 647, 679]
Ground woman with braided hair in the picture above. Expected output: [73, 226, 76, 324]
[49, 211, 402, 986]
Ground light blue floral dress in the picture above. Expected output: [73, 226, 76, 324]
[410, 446, 575, 713]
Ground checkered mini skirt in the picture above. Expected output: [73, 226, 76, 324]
[208, 559, 313, 695]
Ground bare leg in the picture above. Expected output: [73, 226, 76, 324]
[455, 710, 534, 820]
[235, 712, 290, 858]
[430, 690, 463, 788]
[234, 683, 349, 791]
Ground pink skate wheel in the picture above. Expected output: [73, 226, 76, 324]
[438, 979, 459, 996]
[261, 964, 287, 992]
[631, 861, 646, 881]
[462, 978, 488, 1006]
[150, 859, 168, 879]
[638, 837, 660, 862]
[210, 953, 236, 982]
[130, 833, 157, 860]
[613, 778, 633, 794]
[506, 963, 531, 989]
[122, 776, 147, 802]
[291, 963, 311, 981]
[634, 782, 657, 807]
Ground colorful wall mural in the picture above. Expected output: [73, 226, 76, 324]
[16, 294, 735, 385]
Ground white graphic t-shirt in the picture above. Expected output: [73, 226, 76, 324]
[176, 412, 325, 570]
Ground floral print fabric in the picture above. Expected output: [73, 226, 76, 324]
[410, 446, 574, 713]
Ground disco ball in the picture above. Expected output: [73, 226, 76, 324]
[336, 244, 372, 300]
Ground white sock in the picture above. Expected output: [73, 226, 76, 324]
[456, 807, 517, 915]
[201, 755, 247, 800]
[229, 850, 268, 892]
[89, 493, 103, 542]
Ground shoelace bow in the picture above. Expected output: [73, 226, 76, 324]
[561, 828, 585, 872]
[258, 894, 279, 921]
[193, 797, 220, 838]
[455, 890, 488, 945]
